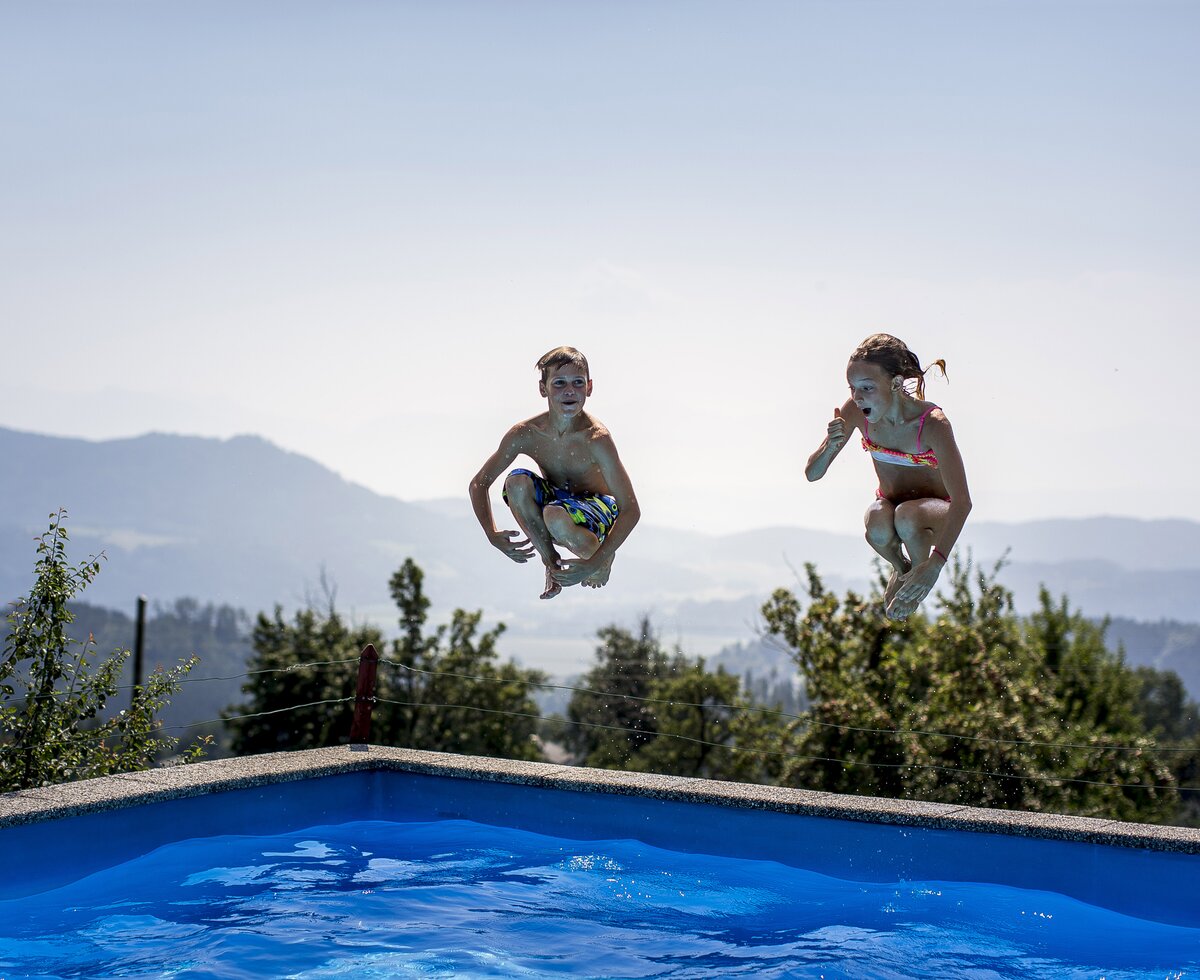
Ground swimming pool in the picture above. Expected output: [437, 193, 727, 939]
[1, 748, 1198, 978]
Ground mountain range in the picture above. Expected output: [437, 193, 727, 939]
[3, 425, 1199, 678]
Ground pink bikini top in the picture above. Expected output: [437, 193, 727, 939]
[861, 406, 940, 468]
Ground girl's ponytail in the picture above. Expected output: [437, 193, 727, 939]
[852, 333, 946, 400]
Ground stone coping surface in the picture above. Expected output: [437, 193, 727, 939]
[1, 746, 1198, 854]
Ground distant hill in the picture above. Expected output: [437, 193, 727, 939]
[0, 426, 466, 611]
[1106, 618, 1200, 702]
[3, 425, 1199, 677]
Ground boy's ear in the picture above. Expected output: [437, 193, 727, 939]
[539, 379, 548, 397]
[586, 378, 593, 396]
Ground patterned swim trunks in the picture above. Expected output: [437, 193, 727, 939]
[502, 468, 620, 543]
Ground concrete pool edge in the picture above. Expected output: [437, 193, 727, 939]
[1, 745, 1197, 854]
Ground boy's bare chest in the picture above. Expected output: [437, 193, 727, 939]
[528, 431, 602, 486]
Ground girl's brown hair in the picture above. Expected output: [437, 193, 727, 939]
[850, 333, 947, 400]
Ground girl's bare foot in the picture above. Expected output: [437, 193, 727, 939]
[540, 565, 562, 599]
[882, 559, 911, 610]
[886, 590, 921, 620]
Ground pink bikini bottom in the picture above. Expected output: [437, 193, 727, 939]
[876, 488, 952, 504]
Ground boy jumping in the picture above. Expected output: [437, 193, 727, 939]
[469, 346, 640, 599]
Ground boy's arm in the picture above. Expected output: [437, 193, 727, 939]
[806, 398, 859, 481]
[468, 425, 536, 562]
[552, 432, 639, 586]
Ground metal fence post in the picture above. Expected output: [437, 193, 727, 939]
[131, 595, 147, 713]
[349, 643, 380, 749]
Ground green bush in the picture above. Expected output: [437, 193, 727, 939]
[761, 558, 1179, 823]
[1, 510, 203, 791]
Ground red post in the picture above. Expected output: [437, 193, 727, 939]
[349, 643, 380, 747]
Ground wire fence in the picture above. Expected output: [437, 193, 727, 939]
[2, 646, 1198, 802]
[1, 657, 363, 707]
[383, 659, 1200, 755]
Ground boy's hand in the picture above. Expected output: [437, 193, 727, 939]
[551, 556, 600, 588]
[827, 407, 847, 451]
[489, 529, 535, 562]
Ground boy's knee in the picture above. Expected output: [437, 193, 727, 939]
[543, 505, 574, 537]
[544, 506, 600, 556]
[503, 471, 536, 502]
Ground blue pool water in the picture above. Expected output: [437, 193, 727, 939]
[0, 771, 1197, 978]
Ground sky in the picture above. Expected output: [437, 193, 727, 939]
[2, 1, 1198, 536]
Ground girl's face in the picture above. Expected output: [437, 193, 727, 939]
[846, 360, 900, 421]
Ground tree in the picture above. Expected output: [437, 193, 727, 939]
[564, 618, 792, 781]
[226, 558, 546, 762]
[1128, 665, 1200, 827]
[225, 598, 382, 755]
[1130, 665, 1200, 743]
[384, 559, 545, 761]
[565, 618, 670, 767]
[761, 558, 1178, 823]
[760, 565, 921, 800]
[1, 510, 202, 791]
[1022, 588, 1178, 820]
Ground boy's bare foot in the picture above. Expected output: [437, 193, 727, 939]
[540, 565, 562, 600]
[582, 563, 611, 589]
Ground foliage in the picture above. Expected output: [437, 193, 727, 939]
[226, 559, 546, 762]
[224, 597, 382, 755]
[1, 510, 202, 792]
[1131, 666, 1200, 743]
[70, 598, 254, 757]
[564, 617, 791, 782]
[565, 618, 670, 767]
[385, 559, 545, 761]
[761, 558, 1179, 823]
[1128, 665, 1200, 827]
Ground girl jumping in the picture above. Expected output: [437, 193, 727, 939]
[806, 333, 972, 619]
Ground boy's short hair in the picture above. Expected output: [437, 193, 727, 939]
[536, 346, 589, 384]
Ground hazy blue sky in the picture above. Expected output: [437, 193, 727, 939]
[2, 1, 1197, 535]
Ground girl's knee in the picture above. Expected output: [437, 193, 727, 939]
[893, 500, 942, 537]
[864, 513, 897, 549]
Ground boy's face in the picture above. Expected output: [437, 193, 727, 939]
[540, 363, 592, 416]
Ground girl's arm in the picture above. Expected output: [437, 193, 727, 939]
[806, 398, 859, 481]
[925, 413, 972, 559]
[893, 412, 972, 607]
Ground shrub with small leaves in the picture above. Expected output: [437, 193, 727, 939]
[761, 558, 1179, 823]
[1, 510, 205, 791]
